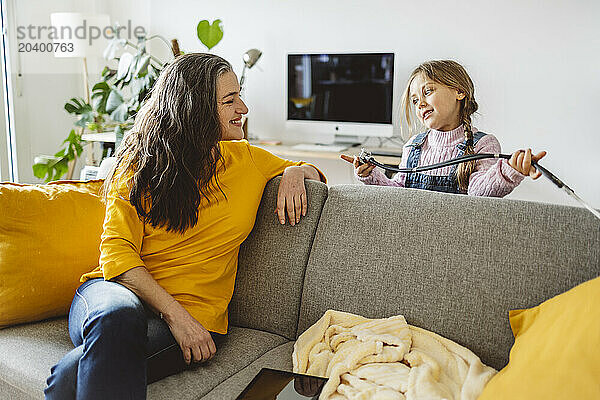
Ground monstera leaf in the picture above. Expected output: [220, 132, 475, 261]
[197, 19, 223, 50]
[106, 89, 129, 122]
[64, 97, 94, 127]
[116, 52, 135, 80]
[91, 82, 110, 114]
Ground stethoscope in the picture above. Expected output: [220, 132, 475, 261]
[358, 148, 600, 222]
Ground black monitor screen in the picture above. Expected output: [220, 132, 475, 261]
[287, 53, 394, 124]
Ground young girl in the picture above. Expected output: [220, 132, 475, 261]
[341, 60, 546, 197]
[44, 53, 325, 399]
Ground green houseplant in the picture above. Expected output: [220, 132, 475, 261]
[33, 19, 224, 182]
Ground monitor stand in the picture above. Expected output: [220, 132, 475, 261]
[290, 143, 350, 152]
[332, 134, 362, 148]
[290, 135, 363, 153]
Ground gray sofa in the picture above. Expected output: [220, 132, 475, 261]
[1, 177, 598, 399]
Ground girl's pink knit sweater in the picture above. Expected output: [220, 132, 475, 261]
[358, 125, 525, 197]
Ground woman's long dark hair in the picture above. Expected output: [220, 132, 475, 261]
[104, 53, 233, 233]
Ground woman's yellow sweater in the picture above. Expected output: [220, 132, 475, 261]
[81, 140, 324, 334]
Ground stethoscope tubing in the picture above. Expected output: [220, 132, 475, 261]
[358, 150, 600, 222]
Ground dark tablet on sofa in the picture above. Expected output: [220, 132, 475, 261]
[236, 368, 327, 400]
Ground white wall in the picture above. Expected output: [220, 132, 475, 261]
[146, 0, 600, 208]
[10, 0, 600, 209]
[9, 0, 93, 183]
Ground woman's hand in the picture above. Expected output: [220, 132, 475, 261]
[162, 301, 216, 365]
[112, 267, 216, 365]
[340, 154, 375, 178]
[276, 166, 308, 226]
[508, 149, 547, 179]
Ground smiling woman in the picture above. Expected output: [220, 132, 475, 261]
[217, 71, 249, 140]
[43, 53, 325, 400]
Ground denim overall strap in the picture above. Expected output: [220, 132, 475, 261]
[405, 132, 429, 169]
[404, 130, 488, 194]
[456, 131, 487, 151]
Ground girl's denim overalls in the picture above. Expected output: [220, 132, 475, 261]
[404, 130, 487, 194]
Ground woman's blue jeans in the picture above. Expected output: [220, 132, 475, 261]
[44, 278, 224, 399]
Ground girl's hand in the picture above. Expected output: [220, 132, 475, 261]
[340, 154, 375, 178]
[162, 301, 216, 365]
[508, 149, 547, 180]
[275, 166, 307, 226]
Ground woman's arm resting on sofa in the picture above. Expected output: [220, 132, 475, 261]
[112, 267, 216, 364]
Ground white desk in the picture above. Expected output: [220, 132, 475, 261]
[78, 134, 403, 185]
[251, 142, 403, 185]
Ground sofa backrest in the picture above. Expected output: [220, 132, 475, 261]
[230, 177, 328, 340]
[297, 185, 600, 370]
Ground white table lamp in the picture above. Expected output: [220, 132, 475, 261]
[50, 13, 110, 103]
[50, 12, 111, 171]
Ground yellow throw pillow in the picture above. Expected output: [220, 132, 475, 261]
[478, 276, 600, 399]
[0, 180, 106, 328]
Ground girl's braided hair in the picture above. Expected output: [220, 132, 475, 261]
[401, 60, 479, 191]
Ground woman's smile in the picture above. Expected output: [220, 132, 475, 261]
[229, 116, 243, 127]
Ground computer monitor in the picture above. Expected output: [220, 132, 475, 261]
[286, 53, 394, 144]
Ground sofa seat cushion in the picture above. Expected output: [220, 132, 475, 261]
[0, 318, 288, 400]
[0, 318, 71, 399]
[147, 326, 288, 399]
[202, 341, 295, 400]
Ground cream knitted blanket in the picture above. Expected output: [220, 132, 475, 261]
[292, 310, 496, 400]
